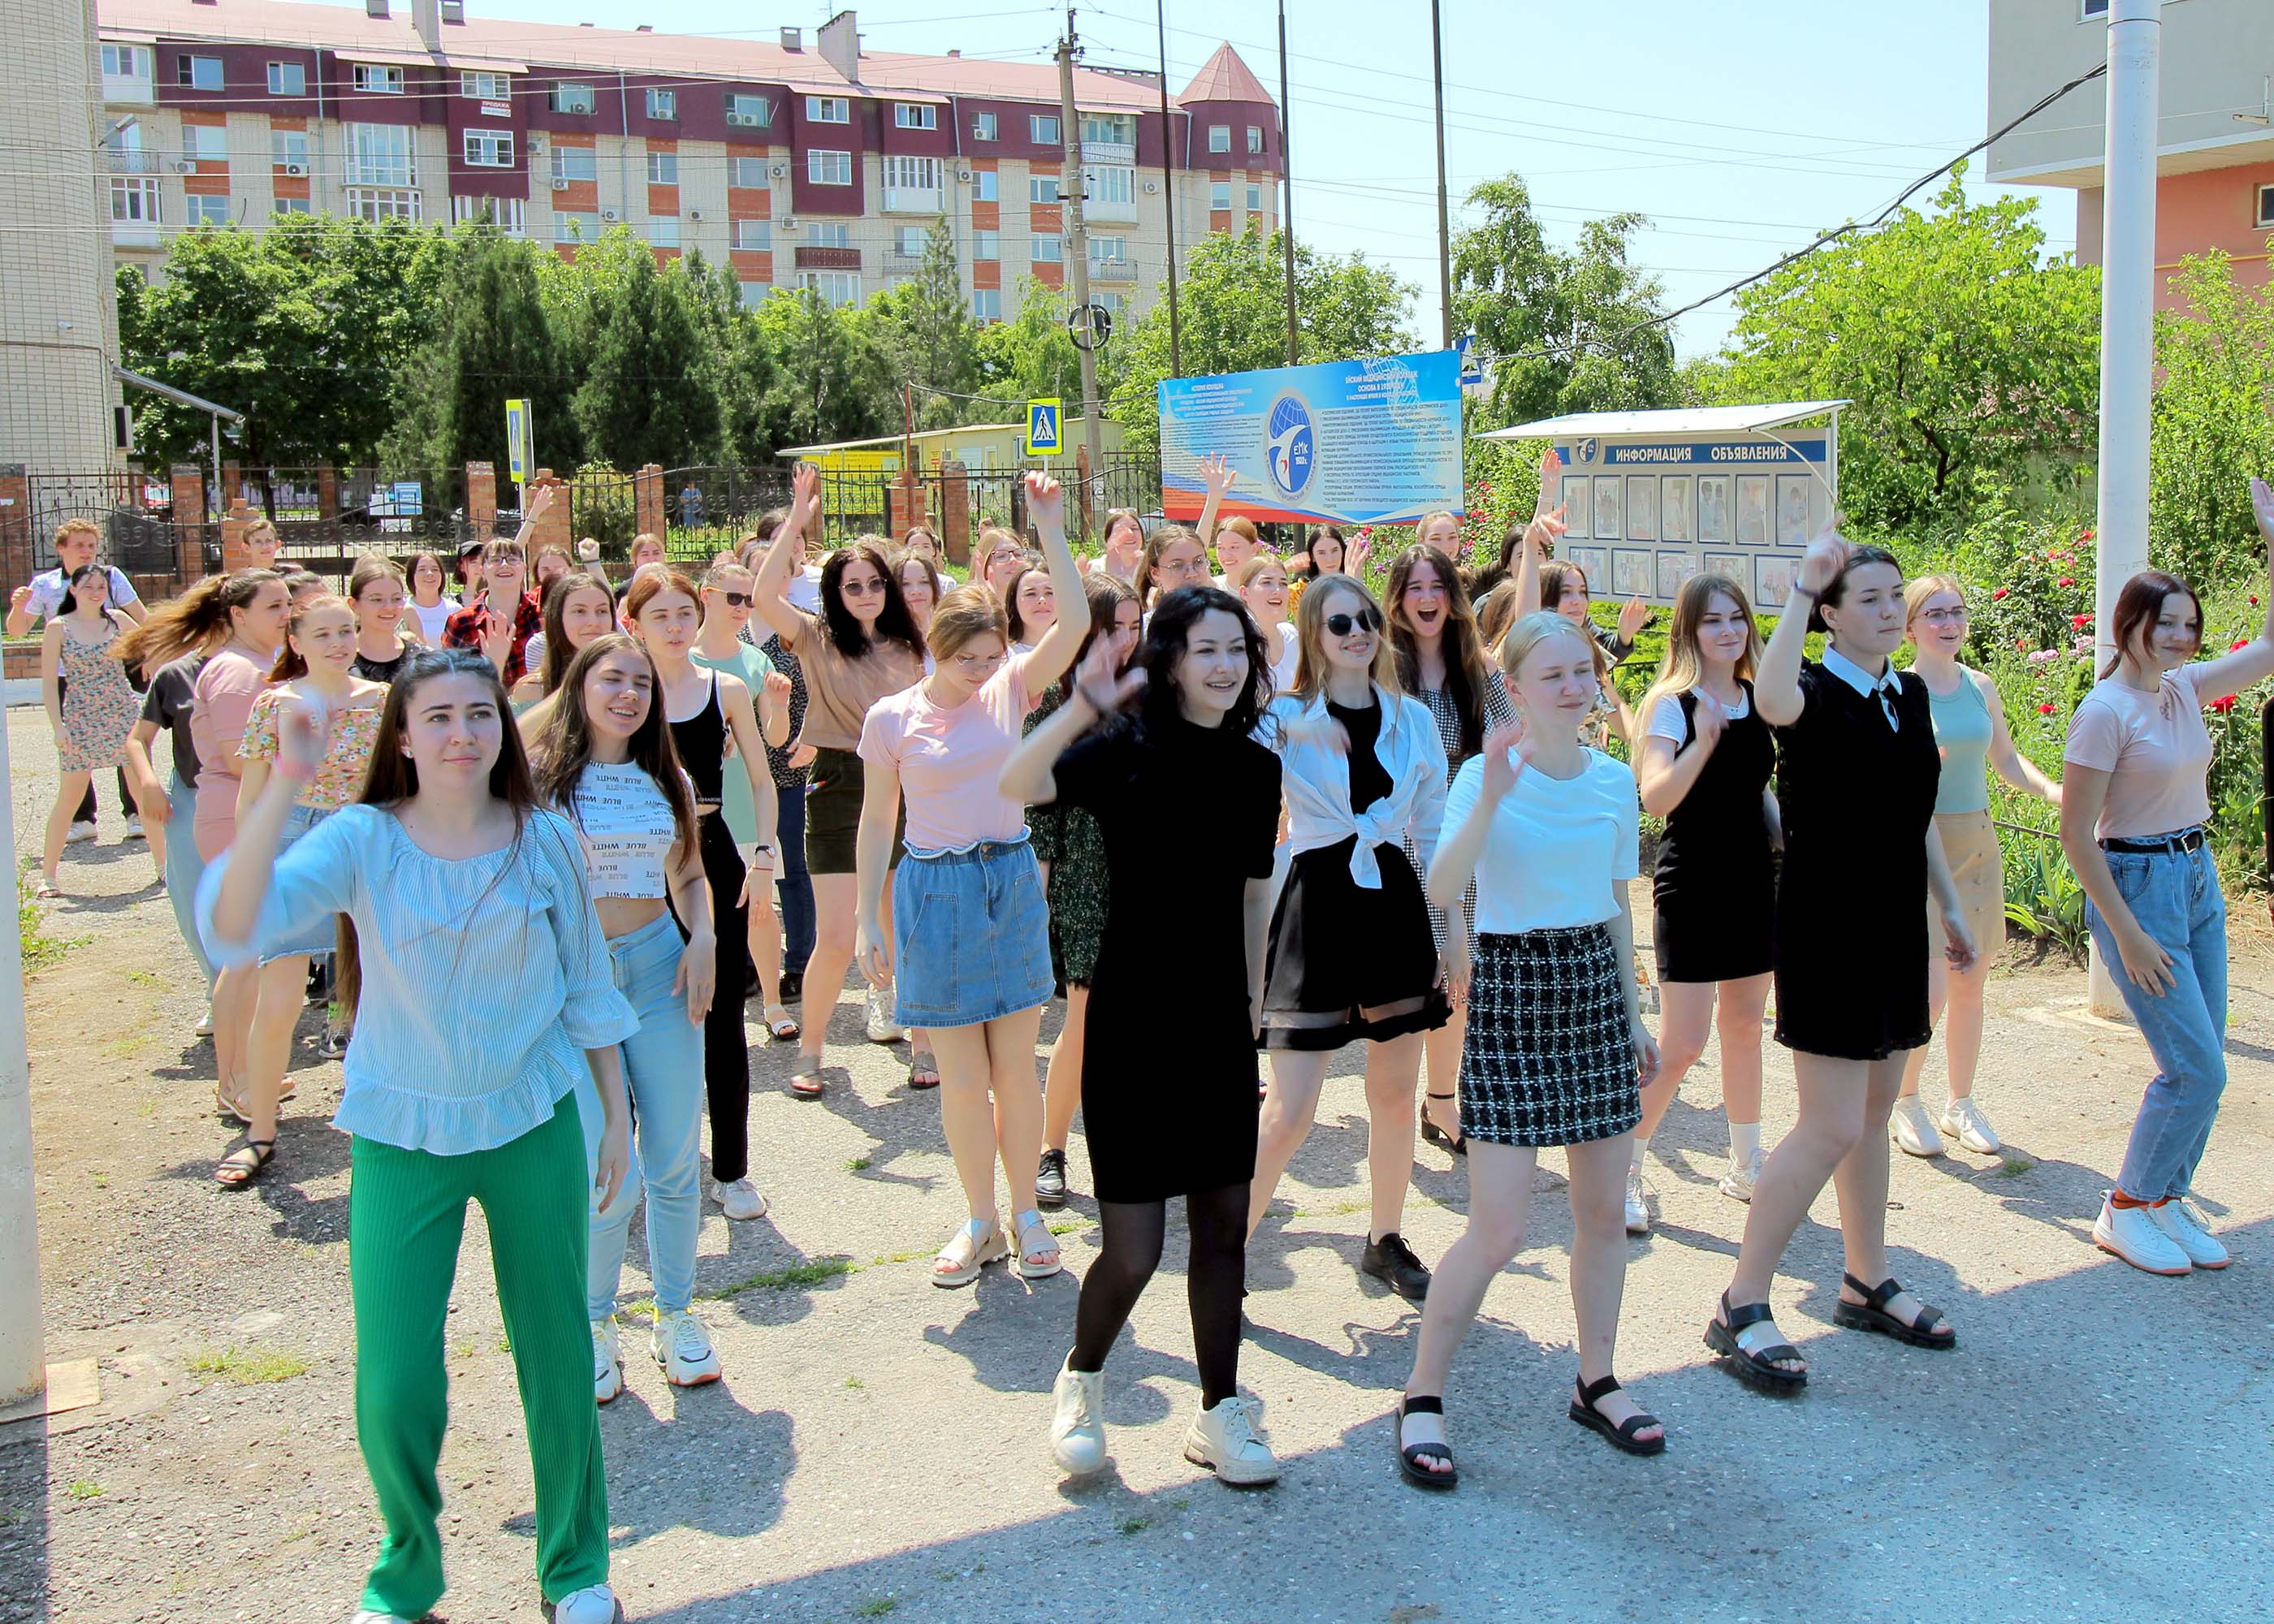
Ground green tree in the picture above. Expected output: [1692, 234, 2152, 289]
[971, 277, 1090, 418]
[2149, 247, 2274, 585]
[384, 221, 568, 476]
[570, 235, 717, 469]
[681, 251, 776, 466]
[864, 218, 983, 429]
[1716, 168, 2101, 531]
[752, 286, 892, 451]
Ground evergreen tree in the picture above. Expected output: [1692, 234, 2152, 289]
[865, 218, 982, 428]
[385, 219, 567, 476]
[754, 286, 891, 450]
[571, 240, 718, 469]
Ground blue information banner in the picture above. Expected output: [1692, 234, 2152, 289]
[1157, 349, 1464, 526]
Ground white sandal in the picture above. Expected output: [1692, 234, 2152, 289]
[932, 1216, 1008, 1288]
[1012, 1208, 1063, 1281]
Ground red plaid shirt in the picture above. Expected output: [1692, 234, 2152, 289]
[442, 590, 543, 685]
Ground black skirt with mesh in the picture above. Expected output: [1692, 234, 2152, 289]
[1460, 924, 1641, 1147]
[1260, 836, 1449, 1052]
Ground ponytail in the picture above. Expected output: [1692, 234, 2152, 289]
[114, 569, 283, 672]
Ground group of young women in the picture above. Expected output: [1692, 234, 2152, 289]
[24, 462, 2272, 1621]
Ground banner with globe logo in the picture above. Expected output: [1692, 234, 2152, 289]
[1156, 348, 1464, 527]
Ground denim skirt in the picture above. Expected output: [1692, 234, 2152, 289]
[264, 801, 340, 963]
[891, 835, 1054, 1030]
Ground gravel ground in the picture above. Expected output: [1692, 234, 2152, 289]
[4, 704, 2272, 1624]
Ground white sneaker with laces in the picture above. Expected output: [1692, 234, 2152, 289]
[124, 814, 145, 840]
[65, 820, 97, 844]
[2093, 1193, 2191, 1276]
[709, 1177, 769, 1220]
[2146, 1198, 2229, 1270]
[863, 983, 907, 1043]
[1939, 1096, 1999, 1155]
[1183, 1394, 1278, 1486]
[1718, 1147, 1763, 1203]
[545, 1583, 625, 1623]
[1623, 1167, 1649, 1234]
[1890, 1096, 1944, 1157]
[591, 1317, 622, 1405]
[651, 1307, 722, 1386]
[1050, 1356, 1108, 1475]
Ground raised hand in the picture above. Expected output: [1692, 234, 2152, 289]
[1796, 517, 1851, 597]
[2251, 477, 2273, 547]
[577, 537, 601, 563]
[791, 461, 822, 523]
[1200, 452, 1237, 498]
[524, 482, 557, 523]
[1617, 595, 1652, 643]
[10, 585, 32, 613]
[1522, 503, 1568, 561]
[1072, 632, 1146, 715]
[481, 603, 517, 667]
[1534, 447, 1563, 517]
[1346, 533, 1373, 577]
[1479, 718, 1529, 801]
[1026, 469, 1065, 532]
[275, 693, 331, 781]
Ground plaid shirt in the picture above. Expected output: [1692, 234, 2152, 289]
[441, 590, 543, 685]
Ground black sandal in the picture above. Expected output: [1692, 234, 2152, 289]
[1704, 1291, 1808, 1393]
[1567, 1373, 1666, 1456]
[1420, 1093, 1467, 1157]
[215, 1138, 275, 1188]
[1832, 1273, 1956, 1350]
[1395, 1395, 1458, 1489]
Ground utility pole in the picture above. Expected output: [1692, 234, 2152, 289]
[1278, 0, 1298, 365]
[0, 705, 45, 1409]
[1058, 11, 1104, 533]
[1430, 0, 1452, 351]
[1156, 0, 1182, 378]
[2090, 0, 2160, 1014]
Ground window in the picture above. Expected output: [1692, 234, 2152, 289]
[1087, 166, 1135, 206]
[646, 152, 678, 184]
[1211, 181, 1231, 210]
[185, 194, 231, 228]
[1247, 125, 1264, 154]
[348, 123, 417, 187]
[733, 218, 771, 250]
[353, 64, 405, 94]
[973, 169, 998, 201]
[884, 154, 940, 203]
[972, 229, 999, 260]
[1208, 124, 1230, 153]
[109, 177, 160, 224]
[2081, 0, 2110, 15]
[738, 282, 768, 312]
[465, 130, 514, 169]
[1031, 234, 1062, 262]
[268, 61, 306, 96]
[733, 156, 771, 188]
[806, 96, 850, 123]
[895, 103, 937, 130]
[1096, 292, 1125, 318]
[1079, 113, 1135, 145]
[551, 146, 598, 184]
[648, 217, 681, 248]
[894, 225, 928, 256]
[554, 209, 601, 241]
[346, 188, 422, 223]
[646, 89, 677, 120]
[811, 222, 850, 248]
[799, 270, 859, 307]
[102, 44, 153, 81]
[184, 124, 227, 164]
[1247, 182, 1263, 211]
[973, 111, 997, 141]
[272, 196, 312, 217]
[452, 195, 525, 234]
[2259, 184, 2274, 230]
[971, 288, 1001, 322]
[179, 55, 223, 91]
[1031, 114, 1061, 145]
[808, 149, 852, 185]
[726, 93, 772, 128]
[271, 130, 311, 169]
[1029, 175, 1060, 204]
[551, 82, 596, 115]
[1089, 235, 1127, 265]
[461, 70, 509, 99]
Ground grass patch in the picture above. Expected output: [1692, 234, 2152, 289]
[852, 1600, 897, 1618]
[1995, 1157, 2035, 1178]
[100, 1034, 153, 1061]
[844, 1376, 863, 1390]
[127, 970, 162, 988]
[846, 1156, 871, 1172]
[1046, 1219, 1084, 1236]
[19, 863, 85, 973]
[65, 1481, 102, 1501]
[699, 1256, 857, 1301]
[1116, 1516, 1149, 1536]
[187, 1345, 312, 1385]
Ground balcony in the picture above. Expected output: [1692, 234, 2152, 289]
[103, 71, 154, 106]
[794, 244, 862, 269]
[111, 220, 161, 249]
[883, 184, 943, 214]
[1080, 139, 1135, 166]
[105, 148, 159, 175]
[884, 251, 926, 274]
[1087, 255, 1136, 283]
[1082, 192, 1138, 224]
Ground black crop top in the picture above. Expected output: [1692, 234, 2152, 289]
[668, 673, 727, 805]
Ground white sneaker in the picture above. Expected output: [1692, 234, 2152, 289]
[2146, 1198, 2229, 1270]
[1939, 1097, 2000, 1155]
[864, 983, 907, 1043]
[195, 1004, 214, 1039]
[124, 814, 145, 840]
[2093, 1193, 2192, 1276]
[65, 820, 97, 844]
[1718, 1147, 1763, 1203]
[1891, 1097, 1944, 1157]
[1049, 1356, 1108, 1475]
[709, 1177, 769, 1220]
[1623, 1166, 1649, 1234]
[591, 1317, 622, 1405]
[350, 1611, 414, 1623]
[1183, 1394, 1278, 1486]
[545, 1583, 624, 1624]
[650, 1307, 722, 1386]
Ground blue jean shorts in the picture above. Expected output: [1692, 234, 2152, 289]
[891, 836, 1054, 1030]
[264, 801, 340, 963]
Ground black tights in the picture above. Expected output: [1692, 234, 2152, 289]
[1070, 1180, 1249, 1410]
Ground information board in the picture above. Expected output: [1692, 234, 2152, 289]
[1157, 349, 1464, 526]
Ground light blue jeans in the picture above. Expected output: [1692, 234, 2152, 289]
[576, 912, 706, 1320]
[2083, 837, 2228, 1203]
[164, 775, 217, 991]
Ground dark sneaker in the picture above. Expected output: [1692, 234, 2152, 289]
[1035, 1147, 1069, 1208]
[1361, 1233, 1432, 1302]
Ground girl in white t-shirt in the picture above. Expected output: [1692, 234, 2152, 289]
[406, 551, 460, 645]
[1234, 554, 1298, 694]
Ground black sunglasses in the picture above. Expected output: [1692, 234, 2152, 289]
[711, 590, 752, 608]
[1325, 607, 1381, 637]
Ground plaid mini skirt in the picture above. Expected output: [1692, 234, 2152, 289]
[1461, 924, 1641, 1148]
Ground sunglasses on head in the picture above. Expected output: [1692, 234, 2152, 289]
[1325, 607, 1381, 637]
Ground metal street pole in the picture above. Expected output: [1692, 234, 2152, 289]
[1059, 14, 1105, 531]
[1156, 0, 1182, 378]
[1278, 0, 1298, 365]
[0, 704, 48, 1407]
[1430, 0, 1452, 351]
[2090, 0, 2161, 1014]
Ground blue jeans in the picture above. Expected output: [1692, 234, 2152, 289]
[776, 782, 815, 975]
[2084, 839, 2229, 1203]
[165, 776, 216, 991]
[577, 913, 706, 1318]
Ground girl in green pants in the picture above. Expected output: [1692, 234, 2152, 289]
[201, 647, 640, 1624]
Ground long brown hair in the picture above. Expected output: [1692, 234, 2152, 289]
[1386, 543, 1492, 758]
[1288, 572, 1399, 704]
[1136, 525, 1204, 612]
[1536, 559, 1614, 685]
[114, 569, 283, 672]
[2101, 570, 2203, 679]
[268, 593, 353, 681]
[538, 570, 613, 695]
[527, 633, 698, 872]
[818, 540, 924, 659]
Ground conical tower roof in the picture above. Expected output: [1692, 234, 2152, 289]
[1178, 42, 1273, 106]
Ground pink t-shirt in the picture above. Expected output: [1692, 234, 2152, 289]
[858, 652, 1040, 853]
[189, 649, 270, 857]
[2063, 665, 2215, 840]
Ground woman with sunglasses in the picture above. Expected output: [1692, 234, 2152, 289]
[1249, 576, 1450, 1303]
[751, 468, 927, 1098]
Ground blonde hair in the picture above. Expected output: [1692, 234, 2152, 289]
[1219, 515, 1259, 545]
[1498, 609, 1595, 683]
[268, 592, 354, 682]
[1903, 572, 1967, 630]
[242, 516, 279, 550]
[1288, 573, 1399, 703]
[54, 518, 100, 550]
[1639, 573, 1762, 736]
[927, 583, 1008, 664]
[1234, 554, 1287, 591]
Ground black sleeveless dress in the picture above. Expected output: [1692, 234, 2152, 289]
[1651, 681, 1775, 983]
[670, 673, 754, 1185]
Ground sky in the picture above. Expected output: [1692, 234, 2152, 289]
[457, 0, 2088, 358]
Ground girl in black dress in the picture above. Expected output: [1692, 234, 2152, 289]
[1705, 535, 1976, 1395]
[1629, 572, 1778, 1230]
[999, 586, 1283, 1487]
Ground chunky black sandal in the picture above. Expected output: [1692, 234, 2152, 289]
[214, 1138, 275, 1188]
[1420, 1093, 1467, 1157]
[1703, 1291, 1808, 1393]
[1395, 1395, 1458, 1489]
[1567, 1373, 1666, 1456]
[1831, 1272, 1956, 1350]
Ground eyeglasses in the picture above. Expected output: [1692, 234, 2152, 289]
[1915, 607, 1967, 625]
[710, 590, 752, 608]
[839, 578, 886, 598]
[1325, 608, 1381, 637]
[953, 650, 1008, 673]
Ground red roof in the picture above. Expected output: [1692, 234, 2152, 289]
[1177, 42, 1272, 106]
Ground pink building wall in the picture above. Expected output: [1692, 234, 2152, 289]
[2077, 160, 2274, 306]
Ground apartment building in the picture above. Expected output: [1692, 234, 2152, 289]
[1987, 0, 2274, 301]
[93, 0, 1285, 325]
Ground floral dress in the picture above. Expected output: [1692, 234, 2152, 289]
[1024, 686, 1110, 987]
[56, 621, 140, 772]
[240, 689, 387, 810]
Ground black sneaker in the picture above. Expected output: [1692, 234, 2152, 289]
[1035, 1147, 1069, 1209]
[779, 970, 804, 1002]
[304, 959, 331, 1007]
[1361, 1233, 1432, 1302]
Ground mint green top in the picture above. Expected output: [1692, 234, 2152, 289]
[690, 642, 776, 846]
[1922, 666, 1992, 815]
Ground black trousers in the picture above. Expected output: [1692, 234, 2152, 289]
[695, 814, 752, 1186]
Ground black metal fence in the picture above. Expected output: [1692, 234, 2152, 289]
[6, 470, 192, 592]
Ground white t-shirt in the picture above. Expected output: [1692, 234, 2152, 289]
[1443, 747, 1639, 934]
[409, 597, 459, 643]
[1268, 623, 1299, 692]
[785, 564, 826, 615]
[25, 565, 137, 619]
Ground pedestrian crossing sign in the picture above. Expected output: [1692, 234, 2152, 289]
[1024, 398, 1062, 456]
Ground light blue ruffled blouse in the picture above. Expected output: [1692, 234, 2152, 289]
[197, 804, 640, 1155]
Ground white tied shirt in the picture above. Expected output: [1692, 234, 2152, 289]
[1266, 684, 1449, 889]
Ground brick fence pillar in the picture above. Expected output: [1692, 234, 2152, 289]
[222, 460, 241, 512]
[887, 470, 929, 540]
[219, 499, 257, 574]
[939, 459, 971, 568]
[316, 464, 338, 520]
[634, 463, 666, 540]
[171, 464, 206, 580]
[0, 464, 30, 599]
[526, 469, 572, 558]
[466, 461, 498, 540]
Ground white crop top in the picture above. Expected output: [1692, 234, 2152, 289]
[562, 760, 685, 900]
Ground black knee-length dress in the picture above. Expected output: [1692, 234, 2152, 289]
[1651, 682, 1775, 983]
[1771, 660, 1941, 1060]
[1049, 714, 1282, 1203]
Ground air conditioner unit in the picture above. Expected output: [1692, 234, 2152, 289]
[770, 162, 786, 179]
[1142, 179, 1159, 194]
[956, 168, 972, 181]
[528, 136, 545, 153]
[599, 207, 620, 222]
[284, 162, 307, 177]
[176, 158, 198, 173]
[727, 112, 756, 128]
[688, 209, 702, 222]
[551, 177, 570, 191]
[780, 216, 798, 231]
